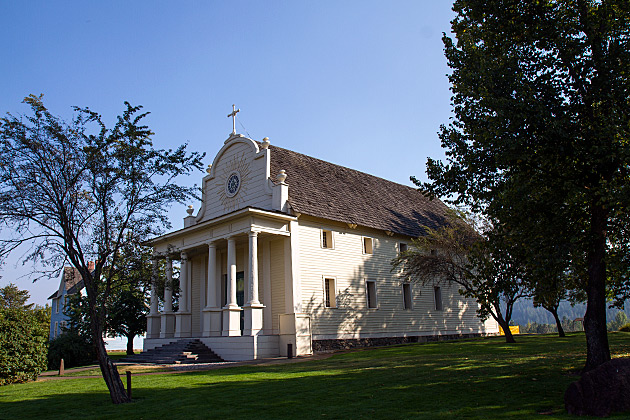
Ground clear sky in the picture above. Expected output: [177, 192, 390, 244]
[0, 1, 456, 305]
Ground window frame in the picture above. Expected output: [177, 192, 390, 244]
[323, 276, 337, 308]
[362, 237, 374, 255]
[365, 279, 378, 309]
[402, 282, 413, 310]
[399, 242, 408, 253]
[321, 229, 334, 249]
[434, 286, 443, 311]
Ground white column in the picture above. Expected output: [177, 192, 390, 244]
[248, 231, 260, 305]
[226, 237, 237, 308]
[164, 257, 173, 312]
[206, 242, 217, 308]
[223, 236, 242, 336]
[180, 251, 189, 312]
[150, 258, 159, 315]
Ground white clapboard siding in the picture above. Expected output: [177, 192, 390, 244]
[297, 217, 486, 339]
[270, 239, 285, 333]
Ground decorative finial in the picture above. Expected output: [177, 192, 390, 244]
[261, 137, 270, 149]
[206, 164, 212, 174]
[186, 205, 194, 216]
[227, 104, 240, 135]
[276, 169, 287, 183]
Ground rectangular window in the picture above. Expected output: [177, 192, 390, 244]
[55, 298, 59, 313]
[399, 243, 408, 253]
[324, 278, 336, 308]
[322, 230, 334, 249]
[363, 237, 374, 254]
[402, 283, 412, 310]
[54, 321, 59, 338]
[366, 280, 378, 309]
[434, 286, 443, 311]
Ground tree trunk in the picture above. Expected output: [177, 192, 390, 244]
[551, 309, 565, 337]
[582, 202, 611, 372]
[126, 333, 135, 355]
[496, 317, 516, 343]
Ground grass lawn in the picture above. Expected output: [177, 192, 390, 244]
[1, 332, 629, 419]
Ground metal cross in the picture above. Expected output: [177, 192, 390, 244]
[227, 104, 240, 135]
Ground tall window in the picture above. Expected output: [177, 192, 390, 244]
[324, 278, 336, 308]
[363, 237, 374, 254]
[322, 230, 333, 249]
[366, 280, 378, 309]
[402, 283, 412, 310]
[399, 243, 408, 253]
[434, 286, 443, 311]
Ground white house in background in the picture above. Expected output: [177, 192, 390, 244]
[48, 264, 90, 339]
[144, 132, 499, 361]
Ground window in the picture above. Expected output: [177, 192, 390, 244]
[55, 298, 59, 313]
[366, 280, 378, 309]
[322, 230, 334, 249]
[399, 243, 408, 253]
[54, 321, 59, 338]
[402, 283, 412, 310]
[363, 237, 374, 254]
[324, 278, 336, 308]
[434, 286, 443, 311]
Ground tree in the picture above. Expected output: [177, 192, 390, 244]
[392, 211, 527, 343]
[422, 0, 630, 372]
[0, 95, 204, 403]
[0, 284, 49, 385]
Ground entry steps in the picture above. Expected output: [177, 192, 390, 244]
[121, 339, 224, 364]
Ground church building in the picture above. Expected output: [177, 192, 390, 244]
[144, 125, 499, 361]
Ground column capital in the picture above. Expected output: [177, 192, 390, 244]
[206, 240, 217, 248]
[248, 230, 259, 238]
[180, 251, 188, 261]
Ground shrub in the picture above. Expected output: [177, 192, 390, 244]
[0, 307, 49, 385]
[619, 323, 630, 332]
[47, 330, 97, 370]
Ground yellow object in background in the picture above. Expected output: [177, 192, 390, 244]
[498, 326, 520, 335]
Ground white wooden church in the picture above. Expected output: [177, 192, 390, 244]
[144, 120, 499, 361]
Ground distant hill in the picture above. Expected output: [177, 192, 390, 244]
[510, 298, 630, 326]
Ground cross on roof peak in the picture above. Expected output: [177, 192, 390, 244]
[227, 104, 240, 135]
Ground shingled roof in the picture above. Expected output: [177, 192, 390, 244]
[268, 145, 449, 238]
[47, 266, 84, 300]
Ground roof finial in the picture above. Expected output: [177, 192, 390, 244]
[227, 104, 240, 135]
[261, 137, 270, 149]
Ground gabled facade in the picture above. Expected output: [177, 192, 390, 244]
[48, 266, 84, 340]
[145, 134, 499, 360]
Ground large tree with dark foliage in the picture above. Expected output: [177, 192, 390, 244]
[421, 1, 630, 371]
[0, 95, 203, 402]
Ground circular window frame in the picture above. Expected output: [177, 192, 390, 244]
[225, 170, 241, 198]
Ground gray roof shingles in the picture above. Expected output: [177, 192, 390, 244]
[268, 145, 449, 238]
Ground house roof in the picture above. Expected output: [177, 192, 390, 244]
[47, 267, 84, 300]
[268, 145, 449, 238]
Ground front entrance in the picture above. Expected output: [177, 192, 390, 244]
[222, 271, 245, 334]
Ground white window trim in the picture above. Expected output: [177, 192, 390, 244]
[362, 237, 374, 255]
[54, 321, 59, 338]
[434, 285, 443, 311]
[365, 279, 378, 309]
[402, 282, 413, 310]
[322, 276, 337, 308]
[55, 298, 59, 313]
[321, 229, 334, 249]
[398, 242, 408, 253]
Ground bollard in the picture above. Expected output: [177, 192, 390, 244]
[59, 358, 65, 376]
[287, 343, 293, 359]
[126, 371, 132, 399]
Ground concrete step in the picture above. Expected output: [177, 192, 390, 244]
[121, 339, 224, 364]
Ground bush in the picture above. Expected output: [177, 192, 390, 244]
[0, 307, 49, 385]
[47, 330, 97, 370]
[619, 323, 630, 332]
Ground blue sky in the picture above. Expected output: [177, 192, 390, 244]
[0, 1, 456, 305]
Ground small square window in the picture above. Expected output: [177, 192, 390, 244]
[399, 243, 408, 253]
[324, 278, 336, 308]
[363, 237, 374, 254]
[366, 280, 378, 309]
[322, 230, 334, 249]
[434, 286, 443, 311]
[402, 283, 412, 310]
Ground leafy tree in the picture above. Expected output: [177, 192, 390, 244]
[421, 0, 630, 372]
[607, 311, 629, 331]
[0, 95, 204, 403]
[392, 211, 527, 343]
[0, 284, 49, 385]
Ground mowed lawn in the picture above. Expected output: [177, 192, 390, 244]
[2, 333, 630, 419]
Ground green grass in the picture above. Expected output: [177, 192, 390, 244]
[2, 333, 629, 419]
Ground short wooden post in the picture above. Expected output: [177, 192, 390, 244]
[126, 371, 132, 399]
[59, 358, 65, 376]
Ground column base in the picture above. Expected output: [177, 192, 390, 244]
[160, 312, 176, 338]
[222, 305, 242, 336]
[146, 314, 162, 339]
[175, 312, 192, 338]
[202, 307, 222, 337]
[243, 303, 265, 336]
